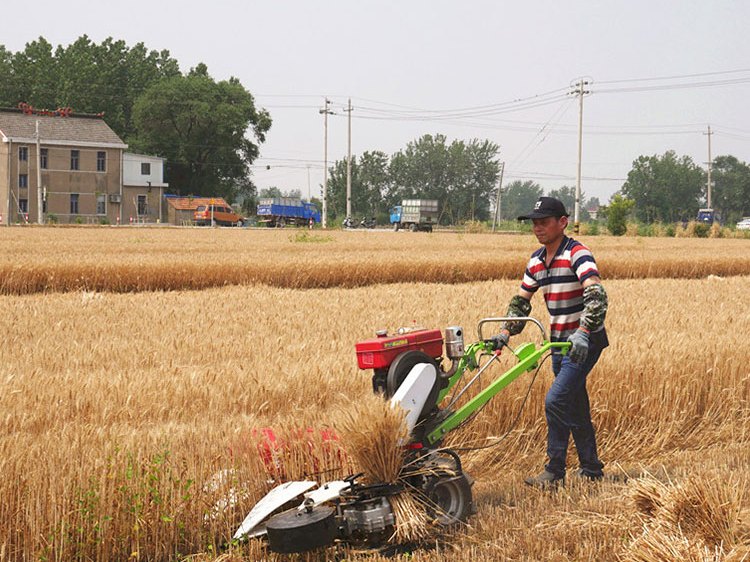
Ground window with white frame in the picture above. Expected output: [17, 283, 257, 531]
[19, 174, 28, 188]
[70, 193, 79, 214]
[97, 151, 106, 172]
[19, 146, 28, 161]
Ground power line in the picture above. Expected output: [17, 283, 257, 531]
[596, 67, 750, 85]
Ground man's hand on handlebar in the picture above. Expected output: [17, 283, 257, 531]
[487, 330, 510, 351]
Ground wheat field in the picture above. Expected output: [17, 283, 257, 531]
[1, 228, 750, 293]
[1, 229, 749, 561]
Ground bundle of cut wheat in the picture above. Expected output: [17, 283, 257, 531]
[334, 393, 431, 543]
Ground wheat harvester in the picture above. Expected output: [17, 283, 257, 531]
[233, 316, 570, 553]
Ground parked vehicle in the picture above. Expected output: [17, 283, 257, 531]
[360, 217, 377, 229]
[696, 208, 717, 224]
[257, 198, 320, 227]
[390, 199, 438, 232]
[736, 217, 750, 230]
[194, 204, 243, 226]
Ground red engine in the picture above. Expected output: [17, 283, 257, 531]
[356, 328, 444, 369]
[355, 328, 444, 394]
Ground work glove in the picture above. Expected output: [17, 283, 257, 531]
[488, 332, 510, 351]
[567, 329, 589, 364]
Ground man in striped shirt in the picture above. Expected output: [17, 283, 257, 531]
[491, 196, 609, 488]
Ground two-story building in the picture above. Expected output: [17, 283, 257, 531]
[0, 106, 129, 224]
[122, 152, 169, 223]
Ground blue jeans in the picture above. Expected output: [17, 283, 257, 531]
[544, 345, 605, 478]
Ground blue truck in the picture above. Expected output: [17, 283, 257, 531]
[390, 199, 439, 232]
[257, 198, 321, 227]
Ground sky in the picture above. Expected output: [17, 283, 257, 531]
[4, 0, 750, 204]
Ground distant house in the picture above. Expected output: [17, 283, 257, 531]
[122, 153, 169, 223]
[164, 195, 232, 226]
[0, 106, 127, 224]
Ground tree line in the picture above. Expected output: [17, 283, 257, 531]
[5, 37, 748, 225]
[0, 36, 270, 203]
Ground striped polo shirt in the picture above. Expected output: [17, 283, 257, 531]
[521, 236, 602, 341]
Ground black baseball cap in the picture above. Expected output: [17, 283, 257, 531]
[517, 197, 570, 220]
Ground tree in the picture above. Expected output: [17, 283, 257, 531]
[259, 187, 283, 198]
[620, 151, 704, 223]
[132, 67, 271, 202]
[603, 194, 635, 236]
[500, 180, 543, 221]
[388, 134, 500, 224]
[547, 185, 590, 221]
[326, 150, 391, 221]
[1, 36, 180, 141]
[711, 155, 750, 223]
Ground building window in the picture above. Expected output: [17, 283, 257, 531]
[19, 146, 28, 161]
[19, 174, 28, 188]
[97, 151, 106, 172]
[40, 148, 48, 169]
[70, 150, 80, 171]
[96, 193, 106, 215]
[141, 162, 151, 175]
[19, 199, 28, 213]
[70, 193, 79, 215]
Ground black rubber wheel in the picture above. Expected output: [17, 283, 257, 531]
[386, 351, 441, 420]
[393, 222, 399, 231]
[425, 473, 474, 527]
[266, 505, 337, 553]
[409, 223, 418, 232]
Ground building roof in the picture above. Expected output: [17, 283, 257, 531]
[164, 195, 230, 211]
[0, 108, 127, 148]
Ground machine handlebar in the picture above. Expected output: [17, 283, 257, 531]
[477, 317, 547, 343]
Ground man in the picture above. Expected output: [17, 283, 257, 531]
[492, 196, 609, 488]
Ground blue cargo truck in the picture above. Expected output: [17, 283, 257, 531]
[390, 199, 439, 232]
[257, 198, 321, 227]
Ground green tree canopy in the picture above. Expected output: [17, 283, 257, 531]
[711, 155, 750, 223]
[546, 185, 590, 221]
[132, 68, 271, 201]
[387, 134, 501, 224]
[0, 35, 180, 141]
[620, 150, 705, 223]
[500, 180, 543, 221]
[326, 150, 390, 221]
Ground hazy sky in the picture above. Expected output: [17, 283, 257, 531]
[5, 0, 750, 203]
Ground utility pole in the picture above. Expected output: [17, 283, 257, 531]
[306, 164, 311, 200]
[570, 79, 590, 234]
[35, 120, 43, 224]
[344, 98, 353, 220]
[704, 125, 713, 209]
[319, 98, 334, 228]
[492, 162, 505, 233]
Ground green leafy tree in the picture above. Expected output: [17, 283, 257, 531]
[259, 187, 283, 198]
[620, 151, 704, 223]
[547, 185, 590, 221]
[10, 37, 58, 109]
[327, 150, 391, 221]
[1, 35, 180, 141]
[388, 134, 500, 224]
[0, 46, 15, 107]
[711, 155, 750, 223]
[132, 66, 271, 202]
[500, 180, 543, 221]
[603, 194, 635, 236]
